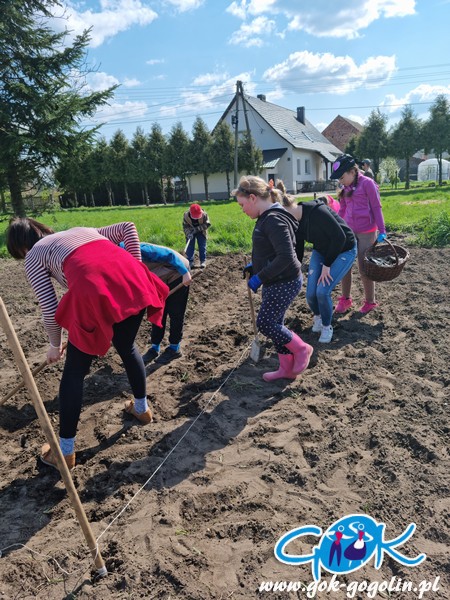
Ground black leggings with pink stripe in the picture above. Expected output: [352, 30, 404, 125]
[59, 310, 145, 438]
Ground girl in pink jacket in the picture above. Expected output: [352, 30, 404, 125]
[330, 154, 386, 314]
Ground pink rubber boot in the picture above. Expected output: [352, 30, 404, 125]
[263, 354, 296, 382]
[285, 332, 313, 375]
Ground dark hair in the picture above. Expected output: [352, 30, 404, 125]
[338, 170, 360, 201]
[6, 217, 54, 259]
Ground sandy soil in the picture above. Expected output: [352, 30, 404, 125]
[0, 237, 448, 600]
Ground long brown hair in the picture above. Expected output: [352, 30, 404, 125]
[338, 167, 360, 201]
[6, 218, 54, 259]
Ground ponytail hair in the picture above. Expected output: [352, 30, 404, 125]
[232, 175, 283, 203]
[276, 179, 296, 208]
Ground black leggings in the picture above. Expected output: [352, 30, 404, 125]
[59, 310, 146, 438]
[151, 277, 190, 346]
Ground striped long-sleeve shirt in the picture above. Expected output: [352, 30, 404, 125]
[24, 222, 142, 347]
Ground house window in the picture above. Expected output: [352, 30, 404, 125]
[297, 159, 301, 175]
[305, 159, 311, 175]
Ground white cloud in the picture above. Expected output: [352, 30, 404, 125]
[146, 58, 166, 65]
[229, 16, 277, 47]
[63, 0, 158, 48]
[226, 1, 247, 19]
[381, 84, 450, 113]
[247, 0, 278, 14]
[123, 77, 141, 87]
[265, 88, 285, 102]
[159, 105, 178, 117]
[163, 0, 205, 11]
[192, 72, 228, 86]
[347, 114, 365, 125]
[316, 121, 328, 133]
[157, 72, 257, 121]
[227, 0, 416, 39]
[85, 71, 141, 91]
[263, 50, 397, 95]
[95, 100, 148, 122]
[86, 71, 120, 92]
[226, 0, 278, 19]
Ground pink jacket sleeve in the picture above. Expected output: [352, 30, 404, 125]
[338, 195, 347, 220]
[366, 182, 386, 234]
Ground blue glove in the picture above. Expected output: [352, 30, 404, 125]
[377, 233, 387, 243]
[242, 263, 253, 279]
[248, 274, 262, 293]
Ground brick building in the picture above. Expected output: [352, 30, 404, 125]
[321, 115, 364, 153]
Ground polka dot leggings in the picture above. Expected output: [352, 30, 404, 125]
[256, 276, 302, 354]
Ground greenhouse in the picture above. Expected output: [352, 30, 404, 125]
[417, 158, 450, 181]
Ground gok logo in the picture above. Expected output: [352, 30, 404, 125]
[274, 514, 426, 581]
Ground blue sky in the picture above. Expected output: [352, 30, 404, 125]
[56, 0, 450, 141]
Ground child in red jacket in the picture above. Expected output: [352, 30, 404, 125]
[183, 204, 211, 268]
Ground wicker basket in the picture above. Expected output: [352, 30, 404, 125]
[362, 239, 410, 282]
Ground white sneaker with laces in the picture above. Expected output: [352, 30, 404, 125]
[319, 325, 333, 343]
[312, 315, 322, 333]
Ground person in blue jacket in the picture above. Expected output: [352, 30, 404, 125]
[121, 242, 192, 364]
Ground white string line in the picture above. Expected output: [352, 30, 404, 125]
[0, 544, 73, 575]
[0, 342, 253, 576]
[95, 342, 252, 544]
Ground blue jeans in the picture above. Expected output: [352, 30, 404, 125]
[306, 245, 357, 326]
[187, 233, 207, 263]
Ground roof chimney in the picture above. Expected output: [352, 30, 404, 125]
[297, 106, 305, 124]
[257, 94, 266, 102]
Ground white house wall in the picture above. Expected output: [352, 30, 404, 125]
[187, 101, 330, 198]
[186, 172, 235, 200]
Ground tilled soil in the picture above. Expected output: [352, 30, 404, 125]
[0, 239, 449, 599]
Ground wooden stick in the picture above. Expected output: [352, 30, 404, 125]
[167, 269, 202, 297]
[0, 296, 107, 576]
[1, 342, 67, 406]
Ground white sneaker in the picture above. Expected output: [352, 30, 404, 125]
[200, 262, 206, 269]
[312, 315, 322, 333]
[319, 325, 333, 343]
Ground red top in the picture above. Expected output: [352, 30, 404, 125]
[54, 239, 168, 355]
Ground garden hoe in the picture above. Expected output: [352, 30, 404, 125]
[245, 273, 261, 362]
[182, 236, 191, 258]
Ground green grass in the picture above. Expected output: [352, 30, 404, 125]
[380, 185, 450, 227]
[1, 186, 449, 257]
[0, 200, 256, 257]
